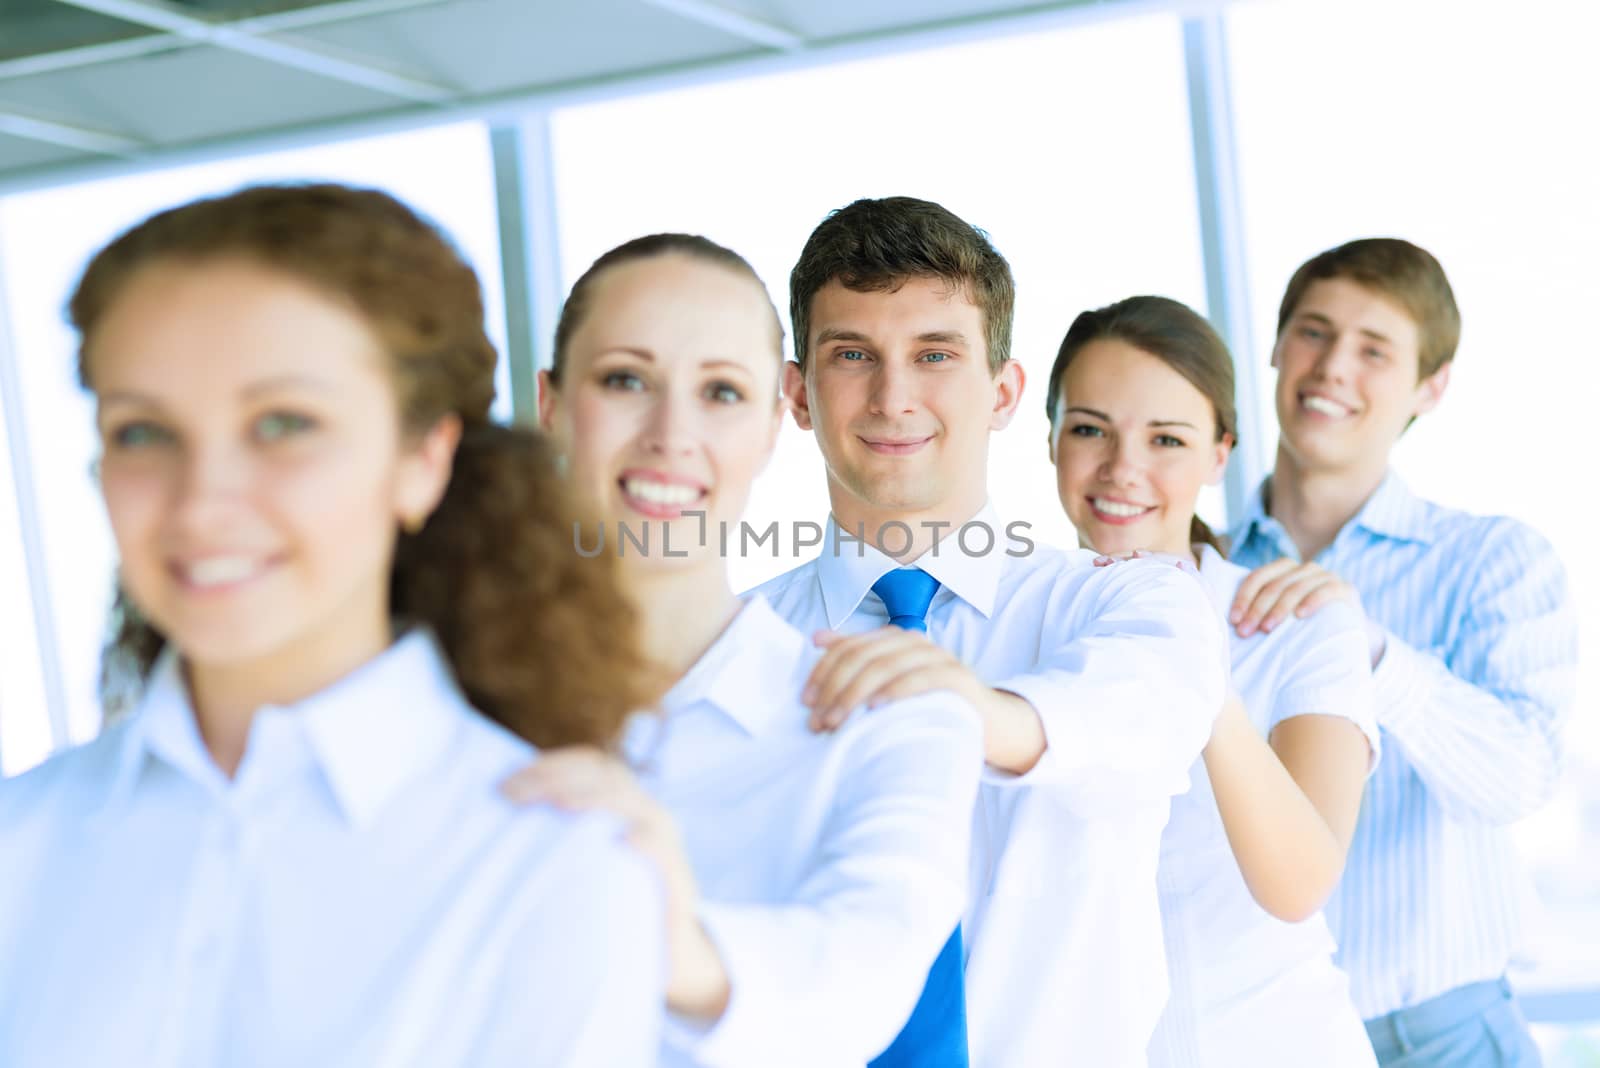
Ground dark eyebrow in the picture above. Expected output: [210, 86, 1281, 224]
[1064, 406, 1197, 430]
[814, 328, 870, 347]
[1295, 312, 1393, 345]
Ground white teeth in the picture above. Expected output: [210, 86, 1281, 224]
[1093, 498, 1149, 518]
[1302, 395, 1351, 417]
[183, 556, 262, 588]
[623, 479, 701, 506]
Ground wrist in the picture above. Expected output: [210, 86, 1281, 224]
[666, 919, 731, 1020]
[982, 689, 1046, 774]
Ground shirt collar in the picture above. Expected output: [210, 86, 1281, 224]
[1230, 469, 1437, 561]
[661, 596, 805, 737]
[1349, 471, 1436, 544]
[815, 502, 1004, 628]
[103, 630, 464, 829]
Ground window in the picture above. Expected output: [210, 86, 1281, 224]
[0, 120, 503, 775]
[1227, 0, 1600, 1043]
[550, 13, 1208, 592]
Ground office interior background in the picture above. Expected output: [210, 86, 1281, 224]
[1, 0, 1595, 1059]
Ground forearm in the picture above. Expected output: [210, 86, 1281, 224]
[1378, 635, 1567, 823]
[1203, 710, 1346, 923]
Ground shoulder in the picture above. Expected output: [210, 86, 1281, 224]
[743, 557, 820, 607]
[0, 721, 134, 828]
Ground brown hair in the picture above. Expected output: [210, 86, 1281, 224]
[789, 197, 1014, 372]
[72, 182, 660, 749]
[549, 232, 782, 383]
[1046, 296, 1237, 555]
[1277, 237, 1461, 379]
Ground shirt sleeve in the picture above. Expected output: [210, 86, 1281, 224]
[481, 832, 667, 1068]
[989, 559, 1227, 812]
[1266, 599, 1381, 770]
[663, 693, 984, 1067]
[1373, 518, 1576, 824]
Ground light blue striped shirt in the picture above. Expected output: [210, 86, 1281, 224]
[1229, 472, 1577, 1018]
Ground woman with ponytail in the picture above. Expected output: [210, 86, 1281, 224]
[0, 184, 665, 1066]
[502, 234, 983, 1067]
[1044, 296, 1380, 1067]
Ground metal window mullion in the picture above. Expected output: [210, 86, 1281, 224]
[490, 115, 566, 426]
[0, 222, 73, 755]
[1183, 11, 1267, 527]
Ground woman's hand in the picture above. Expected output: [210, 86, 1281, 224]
[502, 748, 730, 1019]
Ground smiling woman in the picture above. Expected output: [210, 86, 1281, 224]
[0, 183, 668, 1067]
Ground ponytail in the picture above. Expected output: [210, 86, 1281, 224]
[392, 423, 666, 749]
[1190, 514, 1227, 558]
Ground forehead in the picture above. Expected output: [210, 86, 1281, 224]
[575, 254, 779, 364]
[1061, 338, 1213, 416]
[1290, 277, 1419, 345]
[88, 258, 386, 391]
[808, 275, 983, 338]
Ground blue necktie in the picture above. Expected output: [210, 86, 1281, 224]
[867, 568, 969, 1067]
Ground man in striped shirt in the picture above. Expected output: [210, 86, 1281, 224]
[1225, 238, 1576, 1067]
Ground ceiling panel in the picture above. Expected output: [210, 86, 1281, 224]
[0, 0, 1143, 191]
[294, 0, 763, 97]
[0, 130, 88, 171]
[773, 0, 1100, 41]
[0, 1, 153, 61]
[0, 45, 407, 146]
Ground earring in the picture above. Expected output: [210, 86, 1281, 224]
[402, 513, 425, 535]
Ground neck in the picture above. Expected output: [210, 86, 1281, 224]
[185, 605, 391, 779]
[1268, 442, 1388, 560]
[827, 484, 988, 563]
[624, 560, 743, 681]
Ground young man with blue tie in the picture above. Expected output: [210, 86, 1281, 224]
[1225, 238, 1577, 1067]
[750, 196, 1228, 1067]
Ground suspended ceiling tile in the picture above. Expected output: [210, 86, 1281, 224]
[0, 45, 412, 146]
[0, 130, 92, 172]
[0, 1, 154, 62]
[294, 0, 765, 97]
[772, 0, 1100, 41]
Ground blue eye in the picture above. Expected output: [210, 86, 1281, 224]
[601, 370, 647, 391]
[255, 412, 315, 441]
[1069, 424, 1104, 438]
[1155, 434, 1186, 448]
[921, 351, 951, 364]
[109, 421, 173, 449]
[1363, 348, 1388, 361]
[838, 349, 869, 362]
[1299, 326, 1325, 341]
[706, 382, 745, 405]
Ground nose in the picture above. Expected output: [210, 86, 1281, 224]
[170, 441, 249, 537]
[1100, 437, 1145, 487]
[866, 360, 916, 417]
[1312, 332, 1362, 384]
[639, 387, 697, 457]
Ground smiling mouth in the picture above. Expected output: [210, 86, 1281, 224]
[1299, 392, 1357, 419]
[1087, 497, 1155, 524]
[171, 554, 274, 592]
[860, 435, 934, 456]
[619, 475, 707, 518]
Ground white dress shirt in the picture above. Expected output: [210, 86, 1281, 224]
[632, 596, 984, 1068]
[1149, 544, 1378, 1068]
[0, 631, 665, 1068]
[1230, 474, 1577, 1018]
[749, 505, 1228, 1068]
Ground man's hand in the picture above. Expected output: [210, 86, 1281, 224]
[502, 747, 730, 1019]
[802, 628, 1045, 773]
[1231, 559, 1385, 666]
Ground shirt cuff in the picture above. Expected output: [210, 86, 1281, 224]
[1372, 630, 1434, 735]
